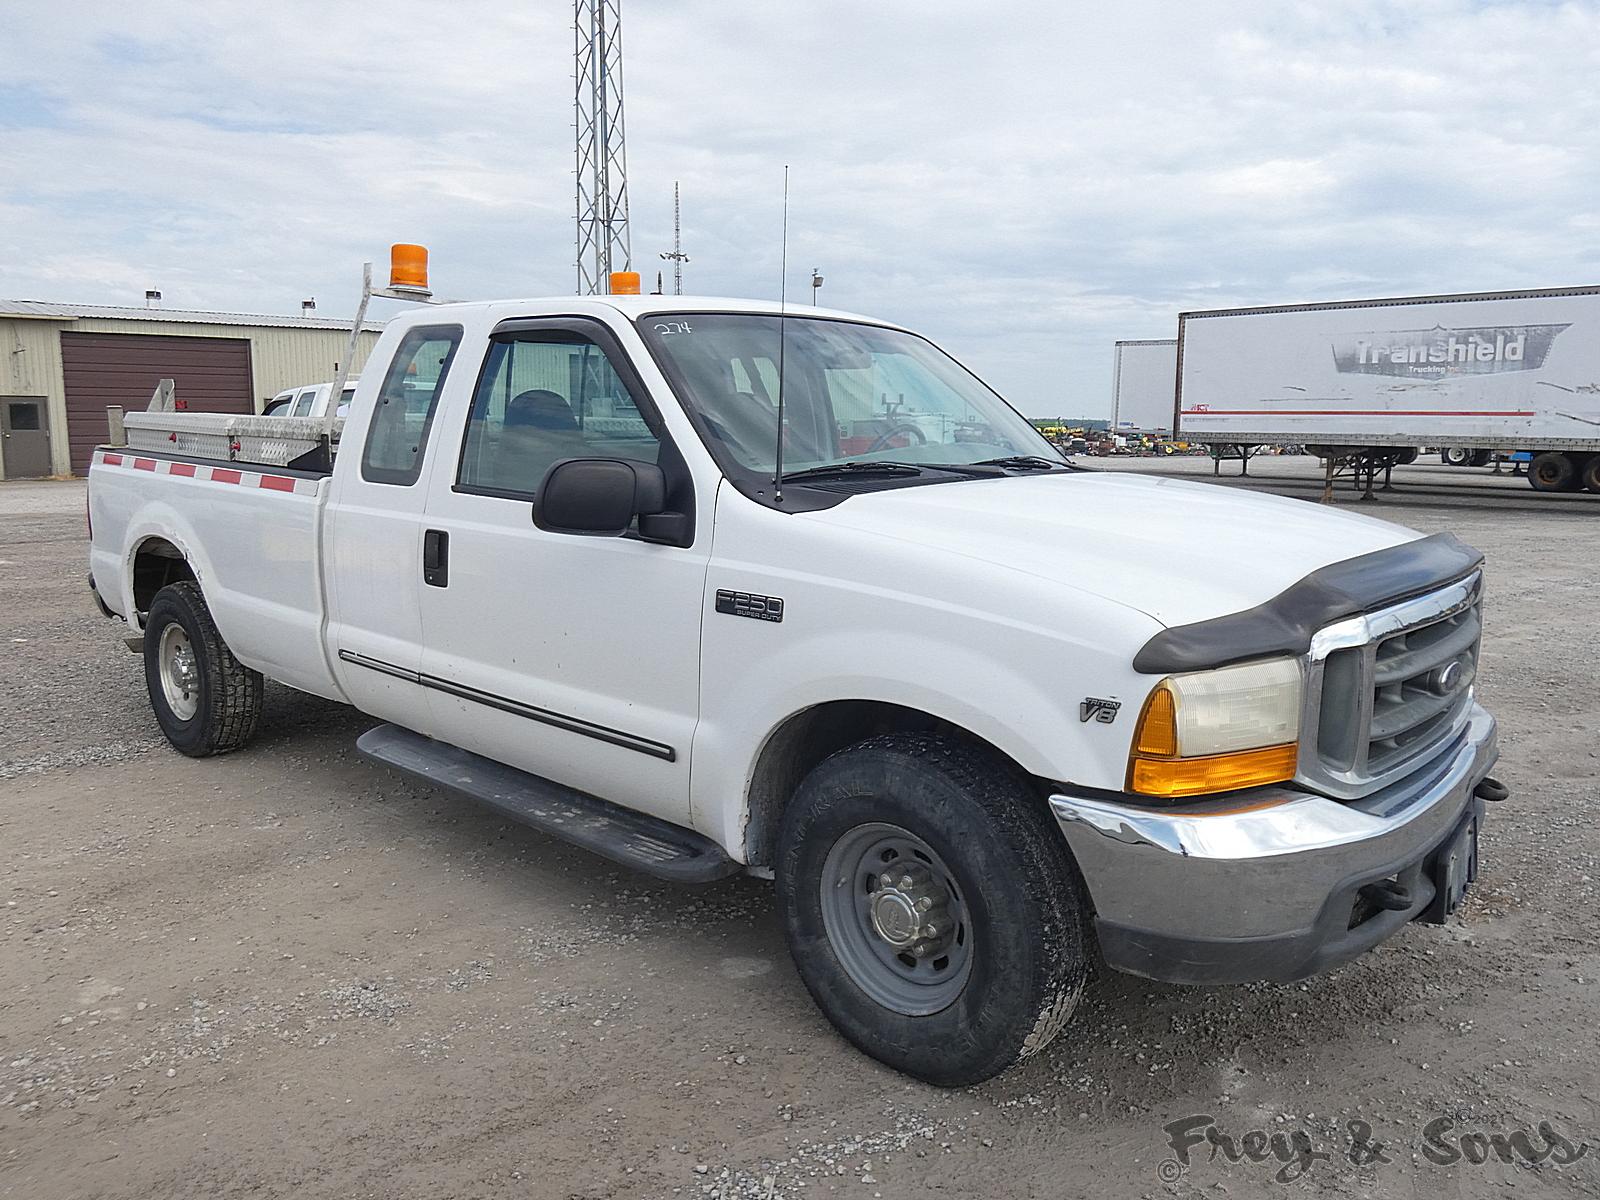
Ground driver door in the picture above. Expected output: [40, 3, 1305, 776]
[417, 320, 709, 826]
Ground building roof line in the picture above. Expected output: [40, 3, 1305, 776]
[0, 299, 384, 332]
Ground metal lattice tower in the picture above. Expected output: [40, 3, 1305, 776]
[574, 0, 631, 294]
[660, 180, 689, 295]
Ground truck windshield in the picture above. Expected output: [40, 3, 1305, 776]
[636, 313, 1059, 486]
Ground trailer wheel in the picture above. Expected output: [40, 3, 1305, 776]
[775, 733, 1089, 1086]
[1581, 455, 1600, 495]
[143, 581, 263, 757]
[1528, 452, 1577, 493]
[1469, 449, 1494, 468]
[1441, 447, 1472, 467]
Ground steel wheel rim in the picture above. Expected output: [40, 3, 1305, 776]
[158, 624, 200, 721]
[820, 822, 973, 1016]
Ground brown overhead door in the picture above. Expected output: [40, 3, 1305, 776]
[61, 331, 253, 473]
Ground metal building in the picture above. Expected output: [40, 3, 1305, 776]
[0, 301, 383, 478]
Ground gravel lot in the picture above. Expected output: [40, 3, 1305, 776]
[2, 459, 1597, 1199]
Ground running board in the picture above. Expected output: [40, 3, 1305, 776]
[355, 724, 740, 884]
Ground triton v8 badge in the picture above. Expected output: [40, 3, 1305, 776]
[1079, 697, 1121, 724]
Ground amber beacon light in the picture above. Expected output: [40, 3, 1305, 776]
[608, 271, 642, 295]
[389, 243, 431, 295]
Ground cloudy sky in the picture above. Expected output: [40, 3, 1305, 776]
[2, 1, 1597, 417]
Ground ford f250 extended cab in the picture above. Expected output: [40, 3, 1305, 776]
[87, 292, 1504, 1085]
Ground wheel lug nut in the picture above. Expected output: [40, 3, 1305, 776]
[924, 923, 938, 937]
[898, 875, 913, 888]
[915, 897, 932, 912]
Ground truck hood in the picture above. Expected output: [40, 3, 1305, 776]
[805, 471, 1419, 629]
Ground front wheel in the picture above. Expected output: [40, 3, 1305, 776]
[143, 581, 263, 757]
[776, 734, 1089, 1086]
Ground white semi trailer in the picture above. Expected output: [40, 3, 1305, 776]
[1111, 339, 1177, 433]
[1176, 286, 1600, 493]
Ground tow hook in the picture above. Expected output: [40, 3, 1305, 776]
[1474, 777, 1510, 802]
[1358, 878, 1413, 912]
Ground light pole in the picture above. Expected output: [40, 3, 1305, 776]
[810, 268, 823, 305]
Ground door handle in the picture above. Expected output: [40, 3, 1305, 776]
[423, 529, 449, 588]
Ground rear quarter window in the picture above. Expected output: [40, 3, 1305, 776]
[361, 326, 464, 485]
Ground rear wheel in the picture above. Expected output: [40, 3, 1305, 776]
[1528, 451, 1577, 493]
[143, 581, 263, 757]
[775, 733, 1089, 1086]
[1580, 455, 1600, 495]
[1441, 447, 1472, 467]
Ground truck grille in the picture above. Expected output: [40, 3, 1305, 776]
[1301, 572, 1482, 799]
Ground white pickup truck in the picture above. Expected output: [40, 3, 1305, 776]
[87, 295, 1503, 1085]
[261, 379, 357, 420]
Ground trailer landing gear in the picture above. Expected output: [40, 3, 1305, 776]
[1308, 447, 1417, 504]
[1207, 443, 1259, 477]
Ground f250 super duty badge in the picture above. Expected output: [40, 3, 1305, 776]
[1079, 697, 1120, 724]
[716, 589, 784, 623]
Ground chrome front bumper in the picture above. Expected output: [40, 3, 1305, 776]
[1049, 703, 1499, 985]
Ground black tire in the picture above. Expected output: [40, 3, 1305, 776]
[143, 581, 263, 757]
[1469, 449, 1494, 468]
[1528, 451, 1577, 493]
[775, 733, 1089, 1086]
[1441, 447, 1471, 467]
[1580, 455, 1600, 495]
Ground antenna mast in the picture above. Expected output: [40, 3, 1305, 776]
[574, 0, 631, 294]
[773, 166, 790, 503]
[660, 181, 689, 295]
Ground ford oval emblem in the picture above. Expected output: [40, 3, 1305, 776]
[1431, 661, 1464, 695]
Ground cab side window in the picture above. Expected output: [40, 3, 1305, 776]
[456, 333, 660, 499]
[361, 326, 463, 485]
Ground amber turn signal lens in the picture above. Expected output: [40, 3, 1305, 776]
[1131, 685, 1178, 757]
[1128, 743, 1298, 798]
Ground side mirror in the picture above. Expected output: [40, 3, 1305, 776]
[534, 458, 668, 538]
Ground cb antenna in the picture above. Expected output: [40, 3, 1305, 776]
[773, 165, 790, 503]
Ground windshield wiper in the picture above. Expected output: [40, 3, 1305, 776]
[779, 461, 926, 483]
[969, 455, 1071, 471]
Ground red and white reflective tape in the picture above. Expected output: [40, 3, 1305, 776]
[94, 451, 318, 496]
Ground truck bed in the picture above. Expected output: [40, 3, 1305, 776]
[87, 446, 343, 702]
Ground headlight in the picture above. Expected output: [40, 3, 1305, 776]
[1127, 657, 1302, 798]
